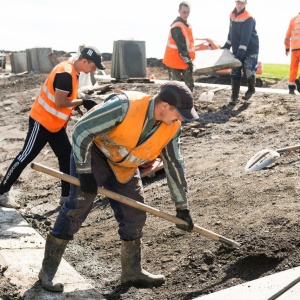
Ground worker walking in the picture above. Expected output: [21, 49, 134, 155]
[222, 0, 259, 105]
[0, 46, 104, 209]
[163, 1, 195, 92]
[39, 81, 199, 292]
[285, 13, 300, 94]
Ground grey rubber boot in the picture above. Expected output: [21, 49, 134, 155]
[39, 233, 69, 292]
[242, 77, 256, 100]
[288, 84, 296, 95]
[229, 79, 241, 105]
[121, 239, 165, 287]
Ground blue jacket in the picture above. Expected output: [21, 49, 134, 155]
[223, 7, 259, 60]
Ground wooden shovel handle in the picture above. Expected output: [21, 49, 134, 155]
[276, 145, 300, 153]
[31, 162, 240, 249]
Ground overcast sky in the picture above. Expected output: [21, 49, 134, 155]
[2, 0, 299, 64]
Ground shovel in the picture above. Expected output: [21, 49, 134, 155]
[31, 162, 240, 248]
[245, 144, 300, 172]
[199, 86, 229, 101]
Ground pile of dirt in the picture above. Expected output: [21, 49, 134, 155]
[0, 63, 299, 299]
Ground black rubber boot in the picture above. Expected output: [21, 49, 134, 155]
[288, 85, 296, 95]
[121, 239, 165, 287]
[295, 78, 300, 93]
[39, 233, 69, 292]
[229, 79, 241, 105]
[242, 77, 256, 100]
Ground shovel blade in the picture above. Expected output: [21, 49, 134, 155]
[245, 149, 280, 172]
[199, 91, 214, 101]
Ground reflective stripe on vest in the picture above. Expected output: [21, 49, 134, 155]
[163, 21, 195, 70]
[30, 61, 78, 132]
[230, 10, 252, 23]
[93, 95, 180, 183]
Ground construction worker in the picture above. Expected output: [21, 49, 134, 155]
[0, 46, 104, 209]
[163, 1, 195, 92]
[284, 13, 300, 94]
[222, 0, 259, 105]
[39, 81, 199, 292]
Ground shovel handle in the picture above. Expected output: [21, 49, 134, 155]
[276, 145, 300, 153]
[31, 162, 240, 249]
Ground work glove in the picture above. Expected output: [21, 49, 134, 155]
[78, 173, 98, 194]
[235, 49, 245, 62]
[82, 99, 97, 111]
[176, 209, 194, 232]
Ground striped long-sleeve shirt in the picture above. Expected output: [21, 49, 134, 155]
[72, 93, 189, 208]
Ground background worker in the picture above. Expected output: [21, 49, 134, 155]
[284, 13, 300, 94]
[0, 46, 104, 209]
[163, 1, 195, 92]
[222, 0, 259, 105]
[39, 81, 199, 292]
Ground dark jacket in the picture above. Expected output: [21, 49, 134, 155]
[223, 7, 259, 60]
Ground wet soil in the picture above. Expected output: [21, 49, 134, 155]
[0, 60, 299, 299]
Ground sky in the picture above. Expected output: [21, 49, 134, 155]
[2, 0, 299, 64]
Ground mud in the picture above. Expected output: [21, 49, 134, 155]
[0, 61, 299, 299]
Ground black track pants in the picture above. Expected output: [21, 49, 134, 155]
[0, 117, 71, 197]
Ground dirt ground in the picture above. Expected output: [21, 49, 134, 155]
[0, 58, 300, 300]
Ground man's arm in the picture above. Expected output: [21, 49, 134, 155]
[171, 27, 192, 64]
[72, 94, 129, 174]
[53, 73, 83, 108]
[235, 17, 255, 60]
[161, 128, 188, 209]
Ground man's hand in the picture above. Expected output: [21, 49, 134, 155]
[82, 99, 97, 111]
[78, 173, 98, 194]
[187, 62, 194, 73]
[176, 209, 194, 232]
[286, 48, 290, 56]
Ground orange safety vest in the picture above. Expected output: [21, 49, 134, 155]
[285, 14, 300, 51]
[163, 21, 195, 70]
[30, 61, 78, 132]
[93, 94, 180, 183]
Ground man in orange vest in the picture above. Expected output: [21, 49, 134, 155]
[163, 1, 195, 92]
[0, 46, 105, 209]
[38, 81, 199, 292]
[285, 13, 300, 94]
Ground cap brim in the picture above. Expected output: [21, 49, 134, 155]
[96, 61, 106, 70]
[176, 107, 199, 121]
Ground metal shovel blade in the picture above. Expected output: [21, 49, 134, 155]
[245, 149, 280, 172]
[199, 86, 229, 102]
[245, 144, 300, 172]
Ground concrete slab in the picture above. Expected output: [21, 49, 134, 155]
[195, 266, 300, 300]
[193, 49, 241, 75]
[0, 207, 104, 299]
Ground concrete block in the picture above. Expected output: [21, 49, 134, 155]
[1, 248, 104, 298]
[26, 48, 53, 73]
[0, 208, 45, 248]
[10, 52, 27, 73]
[193, 49, 241, 75]
[195, 266, 300, 300]
[111, 40, 147, 79]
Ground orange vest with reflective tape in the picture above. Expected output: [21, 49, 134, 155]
[163, 21, 195, 70]
[93, 94, 180, 183]
[285, 14, 300, 51]
[30, 61, 78, 132]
